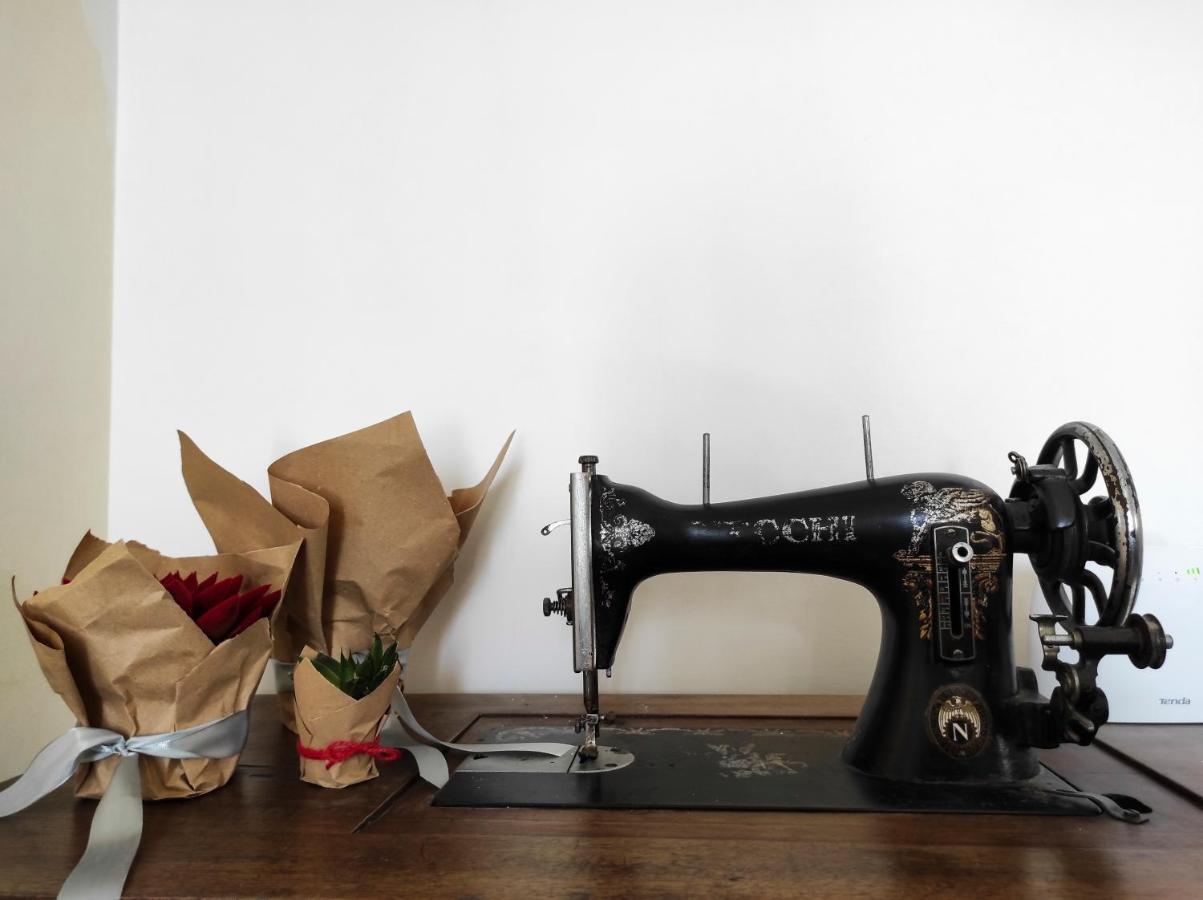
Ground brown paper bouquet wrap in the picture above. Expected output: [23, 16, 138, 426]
[179, 411, 511, 728]
[293, 657, 402, 788]
[17, 533, 300, 800]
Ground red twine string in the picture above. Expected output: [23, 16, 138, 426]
[296, 738, 401, 769]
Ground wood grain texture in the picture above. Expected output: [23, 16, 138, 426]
[1096, 724, 1203, 803]
[1, 695, 1199, 898]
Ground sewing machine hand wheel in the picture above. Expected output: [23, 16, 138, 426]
[1009, 422, 1172, 745]
[1012, 421, 1143, 629]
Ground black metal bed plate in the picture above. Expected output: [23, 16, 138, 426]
[433, 722, 1102, 817]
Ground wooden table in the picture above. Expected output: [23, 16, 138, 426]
[2, 694, 1200, 898]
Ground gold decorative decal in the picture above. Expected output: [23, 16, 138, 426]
[926, 684, 991, 759]
[894, 481, 1006, 641]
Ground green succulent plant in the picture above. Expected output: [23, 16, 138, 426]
[311, 635, 399, 700]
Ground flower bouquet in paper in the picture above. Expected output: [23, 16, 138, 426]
[294, 635, 402, 788]
[16, 532, 299, 800]
[179, 411, 512, 728]
[1, 533, 299, 896]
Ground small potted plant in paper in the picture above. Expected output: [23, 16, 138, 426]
[294, 636, 402, 788]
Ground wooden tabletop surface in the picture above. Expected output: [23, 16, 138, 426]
[2, 693, 1200, 898]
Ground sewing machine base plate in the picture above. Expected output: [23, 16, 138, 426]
[434, 720, 1138, 819]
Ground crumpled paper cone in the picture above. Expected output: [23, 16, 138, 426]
[294, 657, 401, 788]
[17, 536, 300, 800]
[180, 412, 512, 658]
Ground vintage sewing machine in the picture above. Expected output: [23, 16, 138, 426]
[436, 420, 1173, 820]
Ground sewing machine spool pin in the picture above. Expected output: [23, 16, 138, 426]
[702, 432, 711, 506]
[861, 414, 875, 482]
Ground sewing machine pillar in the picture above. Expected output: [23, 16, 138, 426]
[843, 569, 1039, 783]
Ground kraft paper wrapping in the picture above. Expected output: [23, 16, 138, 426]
[17, 536, 300, 801]
[294, 658, 401, 788]
[180, 412, 513, 658]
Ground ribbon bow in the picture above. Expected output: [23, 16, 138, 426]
[0, 711, 249, 900]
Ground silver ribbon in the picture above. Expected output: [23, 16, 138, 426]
[270, 658, 296, 693]
[379, 688, 575, 788]
[0, 711, 249, 900]
[280, 653, 575, 788]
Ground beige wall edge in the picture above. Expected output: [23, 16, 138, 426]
[0, 0, 117, 780]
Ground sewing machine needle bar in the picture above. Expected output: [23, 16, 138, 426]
[569, 471, 596, 673]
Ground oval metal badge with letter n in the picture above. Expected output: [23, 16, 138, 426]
[926, 684, 991, 759]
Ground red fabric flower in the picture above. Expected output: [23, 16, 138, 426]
[159, 570, 281, 643]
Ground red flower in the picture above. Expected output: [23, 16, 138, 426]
[159, 571, 281, 643]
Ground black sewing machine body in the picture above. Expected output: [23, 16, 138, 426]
[590, 472, 1033, 783]
[539, 421, 1172, 796]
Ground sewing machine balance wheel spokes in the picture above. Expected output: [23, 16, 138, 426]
[1033, 421, 1143, 629]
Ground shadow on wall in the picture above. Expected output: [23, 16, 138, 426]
[408, 457, 522, 692]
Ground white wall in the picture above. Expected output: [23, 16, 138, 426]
[110, 1, 1203, 697]
[0, 0, 117, 778]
